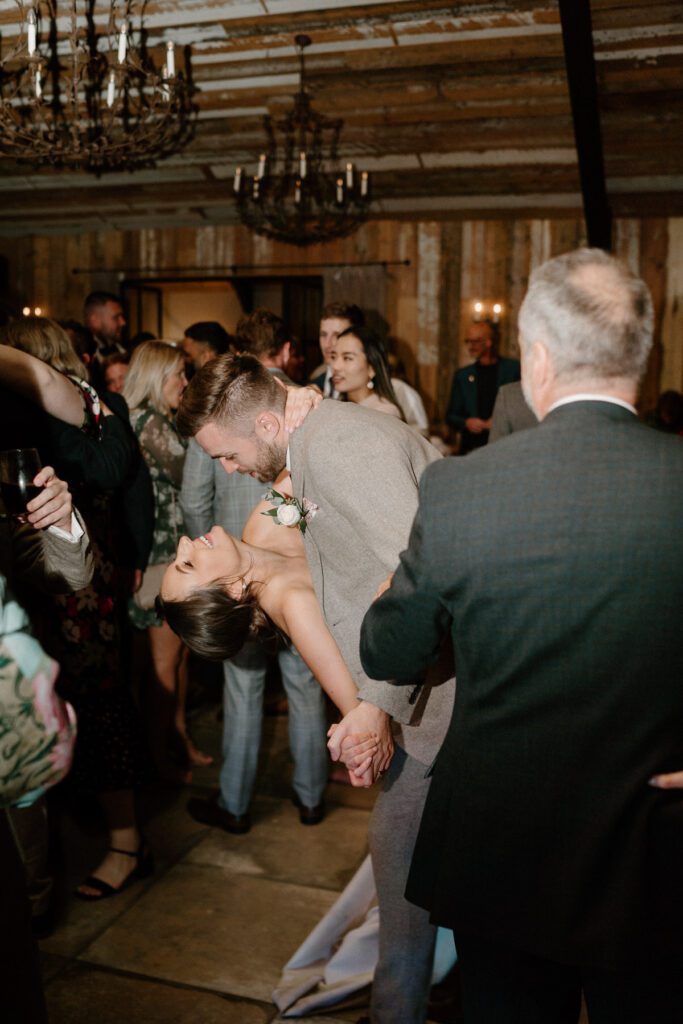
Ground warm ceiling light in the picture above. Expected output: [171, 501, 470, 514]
[34, 306, 42, 316]
[22, 306, 30, 316]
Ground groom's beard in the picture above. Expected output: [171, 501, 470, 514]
[250, 436, 287, 483]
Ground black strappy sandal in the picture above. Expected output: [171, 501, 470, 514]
[74, 843, 154, 902]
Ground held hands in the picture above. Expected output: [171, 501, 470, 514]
[374, 572, 394, 601]
[274, 377, 323, 433]
[23, 466, 73, 533]
[328, 702, 394, 788]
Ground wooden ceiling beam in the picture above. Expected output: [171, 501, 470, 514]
[559, 0, 612, 250]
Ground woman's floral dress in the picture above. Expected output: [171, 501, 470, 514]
[128, 404, 187, 630]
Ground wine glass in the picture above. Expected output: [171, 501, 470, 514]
[0, 448, 43, 518]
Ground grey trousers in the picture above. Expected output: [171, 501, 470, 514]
[219, 640, 328, 816]
[368, 743, 436, 1024]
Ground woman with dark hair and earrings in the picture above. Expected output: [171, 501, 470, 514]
[329, 326, 404, 419]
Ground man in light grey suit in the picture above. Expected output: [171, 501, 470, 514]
[180, 310, 328, 834]
[177, 355, 454, 1024]
[488, 380, 538, 442]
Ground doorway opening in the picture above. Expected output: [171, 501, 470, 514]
[121, 275, 324, 379]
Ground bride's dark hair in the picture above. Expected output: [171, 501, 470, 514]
[157, 578, 273, 661]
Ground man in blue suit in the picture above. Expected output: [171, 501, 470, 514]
[446, 320, 520, 453]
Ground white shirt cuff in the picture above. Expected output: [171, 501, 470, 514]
[47, 512, 84, 544]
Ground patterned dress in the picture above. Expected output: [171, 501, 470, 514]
[128, 404, 187, 630]
[45, 378, 146, 794]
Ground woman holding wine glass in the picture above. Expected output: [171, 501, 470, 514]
[2, 317, 150, 901]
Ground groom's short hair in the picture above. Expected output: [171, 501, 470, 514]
[176, 352, 285, 438]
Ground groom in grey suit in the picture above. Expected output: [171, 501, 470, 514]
[177, 357, 454, 1024]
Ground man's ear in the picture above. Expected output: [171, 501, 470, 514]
[280, 339, 291, 363]
[254, 410, 282, 438]
[533, 341, 553, 390]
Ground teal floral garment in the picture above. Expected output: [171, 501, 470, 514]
[0, 575, 76, 808]
[128, 404, 187, 629]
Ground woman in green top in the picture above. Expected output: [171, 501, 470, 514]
[124, 341, 211, 781]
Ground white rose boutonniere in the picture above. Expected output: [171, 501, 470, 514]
[261, 489, 318, 535]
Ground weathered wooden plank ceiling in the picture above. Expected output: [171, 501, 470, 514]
[0, 0, 681, 235]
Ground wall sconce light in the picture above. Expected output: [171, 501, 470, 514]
[471, 300, 504, 324]
[22, 306, 30, 316]
[34, 306, 42, 316]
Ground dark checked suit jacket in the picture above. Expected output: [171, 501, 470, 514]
[360, 399, 683, 968]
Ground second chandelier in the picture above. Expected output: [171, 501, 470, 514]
[233, 35, 370, 247]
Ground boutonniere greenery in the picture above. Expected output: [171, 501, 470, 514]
[261, 489, 319, 534]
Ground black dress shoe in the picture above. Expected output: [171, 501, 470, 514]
[187, 795, 251, 835]
[292, 793, 325, 826]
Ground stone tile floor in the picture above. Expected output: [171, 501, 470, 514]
[40, 699, 588, 1024]
[41, 704, 381, 1024]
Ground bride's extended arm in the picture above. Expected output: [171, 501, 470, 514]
[0, 345, 84, 425]
[279, 584, 360, 717]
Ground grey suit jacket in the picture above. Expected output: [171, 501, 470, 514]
[289, 399, 454, 766]
[1, 510, 92, 597]
[488, 381, 538, 442]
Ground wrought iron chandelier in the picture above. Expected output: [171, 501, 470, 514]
[233, 35, 370, 247]
[0, 0, 196, 174]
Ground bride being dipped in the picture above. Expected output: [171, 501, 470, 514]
[158, 472, 390, 784]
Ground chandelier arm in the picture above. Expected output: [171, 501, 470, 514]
[0, 0, 196, 171]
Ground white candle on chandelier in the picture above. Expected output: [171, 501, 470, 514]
[360, 171, 369, 196]
[345, 162, 354, 189]
[233, 166, 242, 193]
[299, 151, 307, 178]
[166, 41, 175, 77]
[473, 301, 483, 322]
[26, 8, 37, 57]
[34, 65, 42, 99]
[117, 21, 128, 64]
[106, 70, 116, 108]
[492, 302, 502, 324]
[294, 179, 302, 204]
[161, 66, 171, 101]
[257, 153, 266, 179]
[336, 178, 344, 203]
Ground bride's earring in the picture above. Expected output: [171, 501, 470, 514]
[367, 376, 375, 390]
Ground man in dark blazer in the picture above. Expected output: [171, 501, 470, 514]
[446, 320, 520, 452]
[488, 380, 538, 441]
[360, 248, 683, 1022]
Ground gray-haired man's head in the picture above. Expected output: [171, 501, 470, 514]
[518, 248, 653, 417]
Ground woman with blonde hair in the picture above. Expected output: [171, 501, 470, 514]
[124, 340, 211, 780]
[2, 316, 88, 380]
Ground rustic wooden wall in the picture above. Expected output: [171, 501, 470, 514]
[2, 216, 681, 421]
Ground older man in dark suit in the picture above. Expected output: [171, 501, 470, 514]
[360, 248, 683, 1023]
